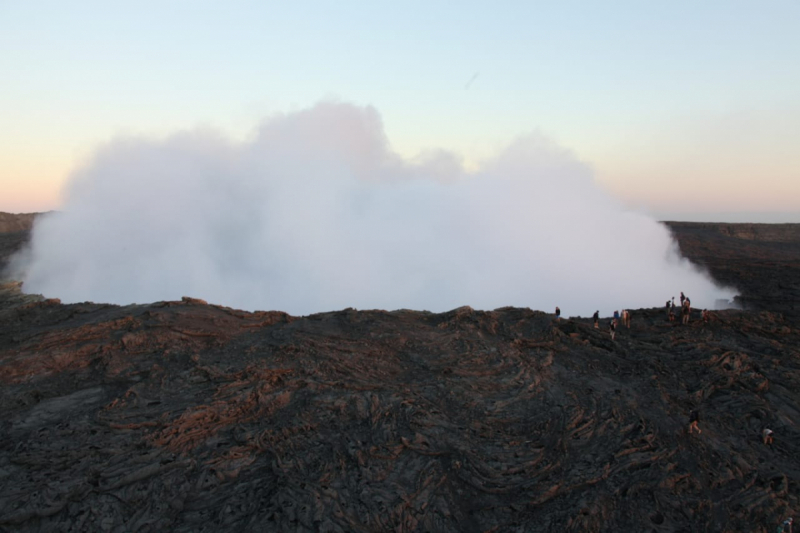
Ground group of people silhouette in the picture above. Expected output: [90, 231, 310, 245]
[665, 291, 711, 325]
[554, 289, 714, 344]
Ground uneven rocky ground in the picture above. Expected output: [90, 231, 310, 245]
[0, 215, 798, 532]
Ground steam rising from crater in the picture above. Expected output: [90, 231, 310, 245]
[12, 102, 735, 315]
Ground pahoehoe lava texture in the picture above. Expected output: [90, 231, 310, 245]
[0, 216, 798, 532]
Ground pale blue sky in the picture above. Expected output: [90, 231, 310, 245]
[2, 1, 799, 220]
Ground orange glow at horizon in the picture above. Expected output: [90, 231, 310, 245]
[1, 158, 68, 213]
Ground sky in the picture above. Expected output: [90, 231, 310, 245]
[1, 1, 799, 221]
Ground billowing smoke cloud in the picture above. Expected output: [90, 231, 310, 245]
[12, 102, 736, 316]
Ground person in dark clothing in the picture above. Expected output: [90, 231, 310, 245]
[681, 302, 691, 325]
[593, 310, 599, 329]
[778, 517, 793, 533]
[555, 306, 561, 321]
[609, 320, 616, 341]
[688, 410, 701, 434]
[680, 292, 685, 306]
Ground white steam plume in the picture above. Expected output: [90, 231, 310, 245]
[12, 102, 736, 316]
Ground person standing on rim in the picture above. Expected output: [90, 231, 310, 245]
[555, 306, 561, 321]
[593, 310, 599, 329]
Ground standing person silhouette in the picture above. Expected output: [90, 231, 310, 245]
[688, 409, 700, 434]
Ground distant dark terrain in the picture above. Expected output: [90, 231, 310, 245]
[0, 212, 39, 280]
[0, 212, 39, 234]
[1, 213, 798, 532]
[665, 222, 800, 319]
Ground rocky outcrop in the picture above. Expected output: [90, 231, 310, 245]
[0, 212, 42, 234]
[0, 212, 42, 279]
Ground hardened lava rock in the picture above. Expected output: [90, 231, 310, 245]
[0, 284, 799, 532]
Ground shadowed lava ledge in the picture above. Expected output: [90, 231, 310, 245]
[0, 217, 799, 532]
